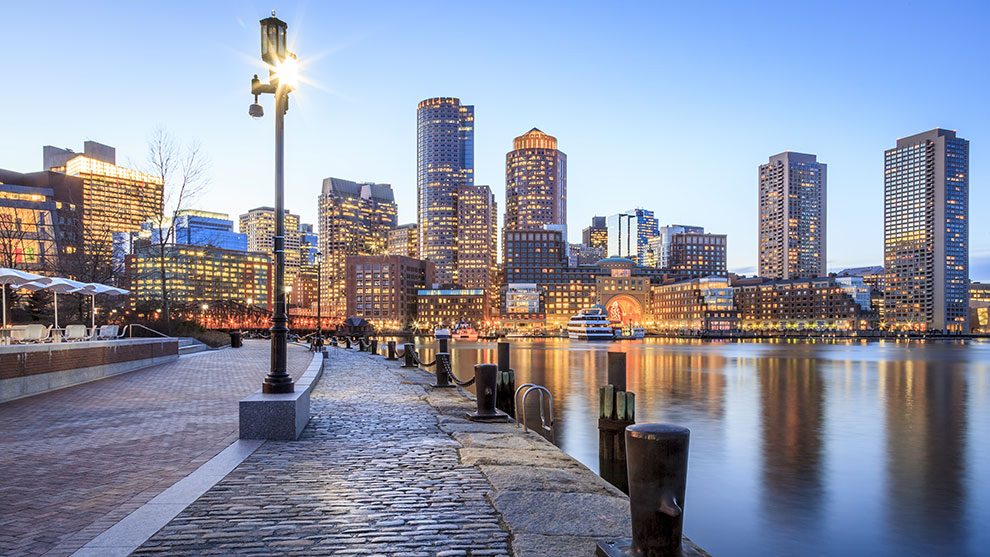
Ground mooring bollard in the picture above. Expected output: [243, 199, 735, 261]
[344, 337, 352, 349]
[596, 424, 693, 557]
[599, 351, 635, 493]
[433, 352, 454, 388]
[386, 340, 397, 360]
[438, 337, 449, 353]
[401, 343, 417, 368]
[370, 338, 378, 354]
[495, 341, 515, 416]
[466, 363, 508, 422]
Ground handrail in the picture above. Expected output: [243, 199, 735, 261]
[514, 383, 554, 443]
[125, 323, 173, 339]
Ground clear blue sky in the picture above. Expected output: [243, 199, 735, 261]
[4, 1, 988, 279]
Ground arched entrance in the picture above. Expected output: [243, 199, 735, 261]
[604, 295, 643, 326]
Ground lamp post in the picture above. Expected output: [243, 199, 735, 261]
[315, 251, 322, 340]
[250, 11, 298, 394]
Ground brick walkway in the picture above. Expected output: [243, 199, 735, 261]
[0, 340, 313, 557]
[134, 348, 511, 556]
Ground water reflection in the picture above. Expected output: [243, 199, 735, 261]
[406, 337, 988, 556]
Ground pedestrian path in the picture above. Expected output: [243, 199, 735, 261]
[0, 340, 312, 556]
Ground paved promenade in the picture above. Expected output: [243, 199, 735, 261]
[0, 340, 312, 556]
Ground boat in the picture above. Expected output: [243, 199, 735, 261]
[452, 321, 479, 341]
[434, 328, 451, 340]
[613, 326, 646, 340]
[567, 305, 615, 340]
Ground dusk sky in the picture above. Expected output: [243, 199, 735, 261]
[4, 1, 988, 279]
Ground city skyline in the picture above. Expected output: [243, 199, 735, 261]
[3, 2, 989, 279]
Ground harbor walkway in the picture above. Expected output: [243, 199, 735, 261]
[0, 340, 313, 556]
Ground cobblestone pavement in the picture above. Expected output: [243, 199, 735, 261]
[135, 348, 512, 556]
[0, 340, 313, 557]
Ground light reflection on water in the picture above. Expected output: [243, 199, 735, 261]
[411, 337, 990, 557]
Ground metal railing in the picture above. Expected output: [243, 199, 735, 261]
[124, 323, 173, 339]
[514, 383, 554, 442]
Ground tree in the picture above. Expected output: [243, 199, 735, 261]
[144, 127, 210, 334]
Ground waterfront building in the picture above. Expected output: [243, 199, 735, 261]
[837, 266, 885, 316]
[607, 209, 658, 265]
[239, 207, 302, 281]
[501, 228, 568, 314]
[650, 276, 737, 332]
[972, 282, 990, 304]
[417, 97, 474, 285]
[582, 216, 608, 249]
[732, 276, 874, 331]
[883, 128, 969, 333]
[388, 223, 419, 259]
[971, 283, 990, 333]
[174, 210, 247, 251]
[125, 244, 271, 308]
[345, 255, 435, 329]
[416, 288, 486, 329]
[318, 178, 397, 320]
[659, 229, 728, 279]
[46, 142, 163, 266]
[504, 128, 567, 236]
[456, 184, 497, 315]
[652, 225, 704, 268]
[759, 152, 827, 280]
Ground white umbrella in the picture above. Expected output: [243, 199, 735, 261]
[76, 283, 129, 330]
[19, 277, 87, 330]
[0, 268, 44, 328]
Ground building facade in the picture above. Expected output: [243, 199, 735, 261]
[387, 223, 419, 259]
[456, 184, 497, 310]
[607, 209, 658, 265]
[650, 276, 737, 332]
[417, 97, 474, 285]
[652, 225, 704, 268]
[733, 276, 874, 331]
[416, 288, 486, 329]
[504, 128, 567, 236]
[759, 152, 827, 280]
[582, 216, 608, 249]
[239, 207, 302, 280]
[318, 177, 397, 320]
[345, 255, 435, 329]
[0, 176, 75, 272]
[666, 232, 728, 279]
[174, 210, 247, 251]
[883, 128, 969, 333]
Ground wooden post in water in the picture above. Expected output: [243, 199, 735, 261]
[599, 351, 635, 493]
[495, 341, 515, 416]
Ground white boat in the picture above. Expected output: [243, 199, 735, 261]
[613, 326, 645, 340]
[453, 321, 479, 341]
[567, 305, 615, 340]
[434, 328, 451, 340]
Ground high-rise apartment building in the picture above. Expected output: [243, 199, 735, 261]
[318, 177, 397, 320]
[239, 207, 302, 280]
[417, 97, 474, 285]
[607, 209, 658, 265]
[388, 223, 419, 259]
[582, 216, 608, 249]
[46, 142, 163, 265]
[504, 128, 566, 240]
[758, 152, 827, 280]
[883, 128, 969, 333]
[457, 184, 497, 315]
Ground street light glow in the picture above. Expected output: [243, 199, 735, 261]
[274, 56, 300, 89]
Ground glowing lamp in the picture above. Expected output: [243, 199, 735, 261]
[260, 12, 287, 66]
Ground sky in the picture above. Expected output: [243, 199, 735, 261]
[3, 0, 989, 280]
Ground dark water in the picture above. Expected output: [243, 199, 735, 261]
[411, 337, 990, 557]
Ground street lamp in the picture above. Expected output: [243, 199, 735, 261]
[315, 251, 323, 340]
[251, 11, 297, 394]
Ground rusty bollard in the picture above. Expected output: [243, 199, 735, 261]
[495, 341, 515, 416]
[466, 363, 509, 422]
[386, 340, 397, 360]
[370, 338, 378, 354]
[401, 343, 417, 368]
[433, 352, 454, 388]
[596, 424, 694, 557]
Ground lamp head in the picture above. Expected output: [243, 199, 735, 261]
[249, 103, 264, 119]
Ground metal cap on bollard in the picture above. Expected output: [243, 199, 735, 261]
[433, 352, 455, 388]
[466, 363, 509, 423]
[597, 423, 703, 557]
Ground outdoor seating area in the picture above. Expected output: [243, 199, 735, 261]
[1, 268, 130, 346]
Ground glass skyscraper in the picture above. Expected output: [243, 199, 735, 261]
[417, 97, 474, 285]
[607, 208, 658, 265]
[758, 152, 827, 280]
[883, 128, 969, 333]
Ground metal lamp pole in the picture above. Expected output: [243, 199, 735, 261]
[250, 12, 296, 394]
[316, 251, 322, 340]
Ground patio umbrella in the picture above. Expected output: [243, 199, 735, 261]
[0, 268, 44, 328]
[76, 283, 129, 330]
[19, 277, 87, 330]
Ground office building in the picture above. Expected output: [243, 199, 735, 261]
[582, 216, 608, 249]
[883, 128, 969, 333]
[650, 276, 737, 332]
[239, 207, 302, 280]
[299, 223, 318, 265]
[416, 288, 486, 329]
[732, 276, 874, 331]
[666, 231, 728, 279]
[457, 184, 497, 314]
[388, 223, 419, 259]
[570, 243, 607, 266]
[837, 266, 885, 316]
[759, 152, 827, 279]
[651, 225, 704, 268]
[504, 128, 566, 237]
[607, 208, 658, 265]
[0, 169, 85, 272]
[417, 97, 474, 285]
[345, 255, 435, 329]
[173, 210, 247, 251]
[318, 177, 397, 320]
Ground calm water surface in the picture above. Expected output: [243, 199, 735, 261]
[412, 337, 990, 556]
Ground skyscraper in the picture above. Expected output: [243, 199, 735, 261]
[758, 152, 827, 279]
[504, 128, 567, 239]
[456, 184, 497, 317]
[239, 207, 302, 281]
[387, 223, 419, 259]
[883, 128, 969, 333]
[417, 97, 474, 285]
[317, 177, 397, 319]
[582, 216, 608, 249]
[607, 209, 658, 265]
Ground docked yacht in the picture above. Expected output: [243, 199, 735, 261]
[453, 321, 479, 341]
[613, 326, 646, 340]
[567, 305, 615, 340]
